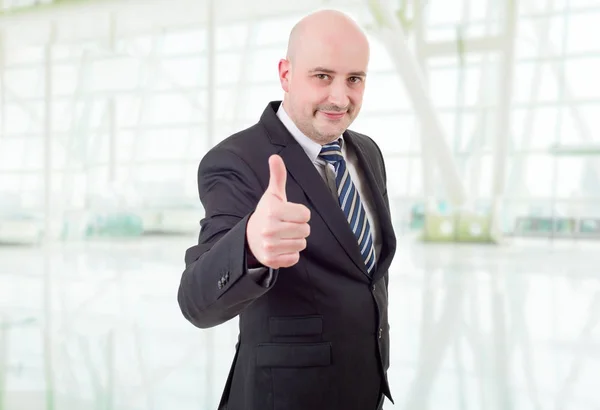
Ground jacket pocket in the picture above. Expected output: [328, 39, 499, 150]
[255, 342, 335, 410]
[256, 342, 331, 368]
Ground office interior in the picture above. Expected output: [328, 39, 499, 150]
[0, 0, 599, 408]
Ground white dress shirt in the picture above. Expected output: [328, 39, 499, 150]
[276, 104, 382, 262]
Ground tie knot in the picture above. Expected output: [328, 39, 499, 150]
[319, 140, 343, 164]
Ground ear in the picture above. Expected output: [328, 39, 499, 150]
[278, 58, 291, 93]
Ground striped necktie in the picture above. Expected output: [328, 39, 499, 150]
[319, 140, 376, 275]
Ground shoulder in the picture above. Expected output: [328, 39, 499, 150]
[345, 128, 389, 187]
[345, 128, 386, 165]
[197, 121, 277, 188]
[209, 123, 268, 159]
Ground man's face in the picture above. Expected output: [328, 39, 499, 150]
[278, 34, 369, 144]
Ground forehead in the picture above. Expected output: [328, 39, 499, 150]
[295, 34, 369, 74]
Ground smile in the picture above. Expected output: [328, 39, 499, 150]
[320, 111, 346, 120]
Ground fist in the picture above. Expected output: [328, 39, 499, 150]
[246, 155, 311, 269]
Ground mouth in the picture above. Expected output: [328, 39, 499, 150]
[319, 111, 346, 120]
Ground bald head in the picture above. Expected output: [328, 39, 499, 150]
[286, 10, 369, 63]
[277, 9, 370, 144]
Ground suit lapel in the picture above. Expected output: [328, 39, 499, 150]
[259, 101, 395, 281]
[278, 143, 369, 278]
[343, 132, 397, 283]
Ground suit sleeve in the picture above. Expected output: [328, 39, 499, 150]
[177, 147, 279, 329]
[369, 136, 388, 196]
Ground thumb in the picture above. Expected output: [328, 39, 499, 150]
[267, 154, 287, 201]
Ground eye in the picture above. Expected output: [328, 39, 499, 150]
[316, 73, 330, 80]
[348, 76, 363, 84]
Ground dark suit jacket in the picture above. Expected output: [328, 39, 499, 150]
[177, 101, 397, 410]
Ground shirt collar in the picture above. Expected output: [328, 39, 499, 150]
[276, 103, 344, 163]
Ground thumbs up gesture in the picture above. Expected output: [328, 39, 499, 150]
[246, 155, 311, 269]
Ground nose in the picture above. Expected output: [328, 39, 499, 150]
[328, 81, 350, 109]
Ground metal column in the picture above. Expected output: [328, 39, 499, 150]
[490, 0, 518, 238]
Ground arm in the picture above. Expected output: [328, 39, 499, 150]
[370, 136, 388, 197]
[177, 148, 278, 329]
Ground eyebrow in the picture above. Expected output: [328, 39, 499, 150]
[309, 67, 367, 77]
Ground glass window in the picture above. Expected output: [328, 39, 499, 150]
[4, 102, 43, 135]
[90, 57, 140, 91]
[353, 114, 418, 154]
[556, 157, 584, 197]
[522, 153, 555, 197]
[254, 16, 300, 47]
[155, 56, 207, 89]
[565, 57, 600, 99]
[569, 104, 600, 142]
[5, 67, 44, 100]
[427, 0, 466, 25]
[141, 93, 204, 125]
[566, 11, 600, 53]
[247, 48, 285, 84]
[52, 63, 80, 96]
[3, 45, 43, 66]
[511, 107, 560, 150]
[386, 157, 423, 197]
[215, 52, 244, 86]
[362, 72, 412, 113]
[162, 28, 207, 55]
[514, 62, 560, 103]
[215, 22, 250, 51]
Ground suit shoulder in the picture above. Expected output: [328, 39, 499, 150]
[346, 128, 384, 158]
[210, 123, 267, 157]
[199, 122, 273, 167]
[346, 128, 388, 185]
[196, 122, 278, 193]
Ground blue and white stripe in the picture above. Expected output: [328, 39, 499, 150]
[320, 140, 376, 275]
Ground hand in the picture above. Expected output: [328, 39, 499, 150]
[246, 155, 311, 269]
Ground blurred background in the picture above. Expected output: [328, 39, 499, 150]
[0, 0, 599, 408]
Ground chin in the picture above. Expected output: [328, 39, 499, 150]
[315, 128, 344, 142]
[321, 123, 346, 135]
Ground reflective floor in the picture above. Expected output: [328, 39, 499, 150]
[1, 235, 599, 409]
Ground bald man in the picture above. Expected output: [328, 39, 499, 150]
[178, 9, 396, 410]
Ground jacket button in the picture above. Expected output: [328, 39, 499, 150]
[378, 328, 383, 339]
[372, 284, 376, 292]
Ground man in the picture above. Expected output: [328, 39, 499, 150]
[177, 9, 397, 410]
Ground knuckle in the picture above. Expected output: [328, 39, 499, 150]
[299, 239, 307, 250]
[303, 207, 311, 221]
[261, 226, 274, 238]
[263, 241, 276, 252]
